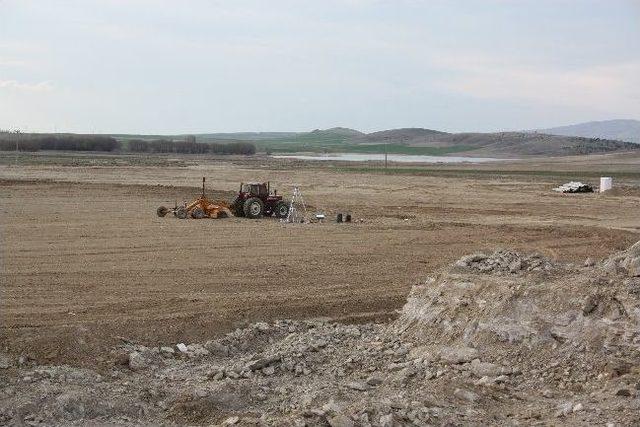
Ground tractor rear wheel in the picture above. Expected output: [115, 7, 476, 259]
[275, 201, 289, 219]
[157, 206, 169, 217]
[191, 208, 205, 219]
[175, 207, 188, 219]
[231, 196, 244, 217]
[243, 197, 264, 219]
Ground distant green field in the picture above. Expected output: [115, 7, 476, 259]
[253, 132, 350, 149]
[110, 131, 474, 156]
[253, 135, 473, 155]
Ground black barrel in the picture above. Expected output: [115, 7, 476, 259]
[336, 213, 343, 223]
[345, 214, 352, 223]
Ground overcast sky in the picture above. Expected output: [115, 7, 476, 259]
[0, 0, 639, 134]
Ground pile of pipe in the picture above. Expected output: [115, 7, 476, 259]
[552, 181, 593, 193]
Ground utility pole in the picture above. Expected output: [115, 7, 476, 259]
[384, 137, 388, 171]
[14, 129, 20, 167]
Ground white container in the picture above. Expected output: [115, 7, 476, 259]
[600, 177, 612, 192]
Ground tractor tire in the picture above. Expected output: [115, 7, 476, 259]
[191, 208, 205, 219]
[157, 206, 169, 217]
[175, 207, 188, 219]
[231, 196, 244, 217]
[274, 200, 289, 219]
[243, 197, 264, 219]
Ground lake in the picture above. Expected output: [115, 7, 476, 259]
[272, 153, 507, 164]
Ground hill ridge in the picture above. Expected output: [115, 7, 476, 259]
[534, 119, 640, 144]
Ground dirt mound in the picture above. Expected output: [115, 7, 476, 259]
[2, 244, 640, 425]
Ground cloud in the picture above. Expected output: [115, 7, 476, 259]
[0, 79, 53, 91]
[0, 57, 27, 67]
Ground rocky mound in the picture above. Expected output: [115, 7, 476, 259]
[2, 244, 640, 426]
[603, 240, 640, 277]
[454, 249, 554, 274]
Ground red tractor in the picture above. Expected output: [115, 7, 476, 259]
[230, 182, 289, 219]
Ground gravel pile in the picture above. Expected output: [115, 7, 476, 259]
[454, 249, 554, 274]
[602, 240, 640, 277]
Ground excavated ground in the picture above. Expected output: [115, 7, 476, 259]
[1, 244, 639, 426]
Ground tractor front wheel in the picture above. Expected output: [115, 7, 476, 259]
[243, 197, 264, 219]
[191, 208, 205, 219]
[275, 201, 289, 219]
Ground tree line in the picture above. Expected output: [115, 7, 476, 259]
[0, 134, 119, 152]
[0, 133, 256, 155]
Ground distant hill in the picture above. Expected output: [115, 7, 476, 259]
[427, 132, 639, 157]
[106, 125, 640, 157]
[194, 127, 364, 142]
[194, 132, 299, 142]
[341, 128, 639, 157]
[355, 131, 639, 157]
[247, 128, 640, 157]
[310, 127, 364, 137]
[353, 128, 449, 145]
[534, 119, 640, 144]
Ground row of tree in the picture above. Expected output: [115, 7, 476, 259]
[0, 134, 120, 152]
[0, 133, 256, 155]
[127, 139, 256, 155]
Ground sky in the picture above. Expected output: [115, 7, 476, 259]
[0, 0, 639, 134]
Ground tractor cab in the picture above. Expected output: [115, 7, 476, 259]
[242, 182, 270, 197]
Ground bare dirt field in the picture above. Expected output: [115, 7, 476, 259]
[2, 153, 640, 370]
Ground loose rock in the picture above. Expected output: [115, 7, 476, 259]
[327, 413, 354, 427]
[128, 352, 147, 371]
[346, 381, 368, 391]
[439, 347, 479, 365]
[454, 388, 479, 402]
